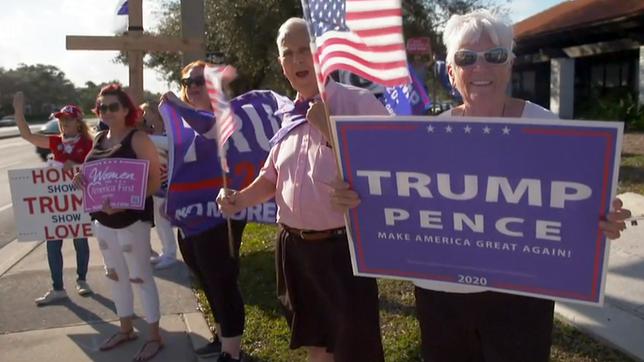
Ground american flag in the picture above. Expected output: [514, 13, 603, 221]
[203, 64, 239, 172]
[302, 0, 409, 87]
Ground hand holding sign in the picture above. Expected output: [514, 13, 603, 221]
[600, 199, 632, 239]
[82, 158, 149, 213]
[329, 179, 361, 211]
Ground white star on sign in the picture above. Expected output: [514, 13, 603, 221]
[502, 126, 511, 135]
[464, 125, 472, 134]
[426, 125, 435, 133]
[445, 125, 453, 133]
[483, 126, 491, 134]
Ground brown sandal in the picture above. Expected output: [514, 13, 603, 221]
[133, 339, 164, 361]
[99, 329, 138, 351]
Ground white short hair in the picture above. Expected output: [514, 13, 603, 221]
[276, 17, 309, 54]
[443, 9, 515, 66]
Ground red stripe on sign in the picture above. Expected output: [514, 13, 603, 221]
[169, 177, 223, 192]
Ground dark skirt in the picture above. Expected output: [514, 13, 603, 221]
[415, 287, 555, 362]
[276, 227, 384, 362]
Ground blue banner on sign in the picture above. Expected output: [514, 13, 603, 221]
[331, 116, 622, 304]
[160, 90, 287, 237]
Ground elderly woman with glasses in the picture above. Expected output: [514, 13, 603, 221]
[330, 9, 631, 362]
[76, 84, 163, 361]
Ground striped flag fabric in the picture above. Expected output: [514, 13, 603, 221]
[203, 64, 239, 172]
[301, 0, 410, 88]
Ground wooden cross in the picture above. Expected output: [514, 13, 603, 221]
[66, 0, 205, 103]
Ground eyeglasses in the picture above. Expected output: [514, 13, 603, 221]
[98, 102, 121, 114]
[180, 76, 206, 88]
[453, 47, 509, 67]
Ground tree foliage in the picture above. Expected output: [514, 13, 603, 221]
[145, 0, 302, 96]
[0, 66, 159, 120]
[132, 0, 509, 95]
[0, 64, 78, 118]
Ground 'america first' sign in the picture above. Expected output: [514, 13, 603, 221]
[331, 116, 622, 304]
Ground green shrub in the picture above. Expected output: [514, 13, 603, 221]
[576, 88, 644, 131]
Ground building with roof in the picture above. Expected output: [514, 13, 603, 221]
[511, 0, 644, 121]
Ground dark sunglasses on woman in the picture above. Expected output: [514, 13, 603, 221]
[180, 76, 206, 87]
[98, 102, 121, 114]
[454, 47, 509, 67]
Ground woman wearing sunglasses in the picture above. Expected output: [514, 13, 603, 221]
[13, 92, 94, 305]
[330, 9, 631, 362]
[80, 84, 163, 361]
[174, 61, 247, 362]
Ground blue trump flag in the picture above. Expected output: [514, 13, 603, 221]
[382, 65, 431, 115]
[435, 60, 462, 101]
[160, 90, 290, 237]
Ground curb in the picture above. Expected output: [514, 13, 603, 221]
[555, 303, 644, 361]
[0, 239, 44, 277]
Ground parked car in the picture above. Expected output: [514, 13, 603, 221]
[0, 115, 16, 127]
[35, 117, 60, 161]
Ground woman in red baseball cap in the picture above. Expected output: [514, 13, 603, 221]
[12, 92, 94, 305]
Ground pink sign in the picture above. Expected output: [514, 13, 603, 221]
[406, 37, 432, 55]
[82, 158, 149, 213]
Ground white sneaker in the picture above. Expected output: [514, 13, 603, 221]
[34, 289, 68, 305]
[76, 280, 93, 296]
[154, 255, 178, 270]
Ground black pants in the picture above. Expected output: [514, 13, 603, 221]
[415, 288, 554, 362]
[276, 228, 384, 362]
[178, 220, 246, 337]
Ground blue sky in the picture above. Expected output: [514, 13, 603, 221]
[0, 0, 564, 94]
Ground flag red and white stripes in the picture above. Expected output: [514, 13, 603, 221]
[203, 64, 239, 172]
[302, 0, 409, 88]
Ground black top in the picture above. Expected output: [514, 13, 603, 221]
[87, 129, 154, 229]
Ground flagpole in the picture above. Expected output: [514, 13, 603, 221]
[301, 0, 338, 170]
[204, 64, 239, 260]
[220, 163, 236, 259]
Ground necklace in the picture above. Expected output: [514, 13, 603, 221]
[461, 101, 506, 117]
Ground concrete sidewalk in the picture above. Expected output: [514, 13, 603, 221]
[0, 194, 642, 361]
[0, 228, 213, 362]
[556, 192, 644, 362]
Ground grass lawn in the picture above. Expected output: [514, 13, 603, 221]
[195, 222, 635, 362]
[193, 152, 642, 361]
[618, 153, 644, 195]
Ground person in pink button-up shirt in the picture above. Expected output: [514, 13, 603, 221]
[217, 17, 388, 362]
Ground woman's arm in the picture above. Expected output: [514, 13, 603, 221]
[13, 92, 50, 149]
[131, 130, 161, 197]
